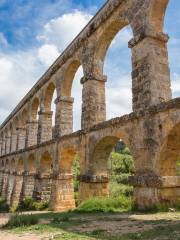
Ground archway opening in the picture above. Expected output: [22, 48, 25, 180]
[71, 66, 83, 131]
[27, 154, 36, 174]
[165, 1, 180, 98]
[11, 117, 18, 152]
[62, 60, 83, 132]
[17, 158, 24, 174]
[44, 82, 57, 139]
[86, 136, 135, 211]
[11, 159, 16, 174]
[160, 122, 180, 177]
[95, 21, 133, 120]
[159, 122, 180, 203]
[40, 151, 52, 176]
[59, 147, 80, 206]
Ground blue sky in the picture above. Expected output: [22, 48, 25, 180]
[0, 0, 180, 130]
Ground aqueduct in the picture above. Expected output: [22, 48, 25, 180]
[0, 0, 180, 211]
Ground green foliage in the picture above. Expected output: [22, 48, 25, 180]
[10, 204, 19, 213]
[12, 197, 49, 212]
[0, 197, 9, 213]
[32, 200, 49, 211]
[108, 145, 134, 200]
[109, 152, 135, 176]
[19, 197, 35, 211]
[72, 155, 80, 206]
[76, 196, 133, 213]
[109, 182, 133, 197]
[4, 213, 38, 228]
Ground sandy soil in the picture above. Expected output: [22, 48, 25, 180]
[0, 212, 179, 239]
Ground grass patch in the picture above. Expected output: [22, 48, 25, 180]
[133, 201, 180, 213]
[3, 213, 38, 229]
[76, 196, 133, 213]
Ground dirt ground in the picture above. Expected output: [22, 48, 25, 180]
[0, 212, 179, 240]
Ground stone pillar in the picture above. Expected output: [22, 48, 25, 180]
[54, 96, 74, 137]
[37, 111, 53, 144]
[22, 172, 35, 199]
[5, 135, 11, 155]
[6, 173, 15, 205]
[11, 130, 18, 153]
[26, 121, 38, 147]
[11, 173, 24, 206]
[0, 170, 4, 195]
[1, 172, 9, 200]
[129, 31, 172, 111]
[17, 127, 26, 150]
[50, 173, 75, 211]
[33, 173, 52, 201]
[81, 75, 106, 129]
[79, 175, 109, 202]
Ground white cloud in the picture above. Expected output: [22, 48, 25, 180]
[0, 10, 92, 127]
[37, 10, 92, 52]
[38, 44, 59, 66]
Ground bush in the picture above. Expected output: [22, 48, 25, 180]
[0, 197, 9, 213]
[16, 197, 49, 212]
[10, 204, 19, 213]
[19, 197, 35, 211]
[109, 182, 133, 198]
[4, 213, 38, 228]
[76, 196, 133, 213]
[32, 200, 49, 211]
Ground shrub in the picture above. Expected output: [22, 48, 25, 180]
[0, 197, 9, 213]
[19, 197, 35, 211]
[4, 213, 38, 228]
[9, 204, 19, 213]
[76, 196, 133, 213]
[32, 200, 49, 211]
[109, 182, 133, 198]
[18, 197, 49, 211]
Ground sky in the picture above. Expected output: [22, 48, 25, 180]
[0, 0, 180, 130]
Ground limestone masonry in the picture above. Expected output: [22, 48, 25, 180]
[0, 0, 179, 211]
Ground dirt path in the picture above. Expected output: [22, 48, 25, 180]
[0, 212, 179, 240]
[0, 231, 52, 240]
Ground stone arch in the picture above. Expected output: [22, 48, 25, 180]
[90, 136, 120, 176]
[40, 151, 52, 175]
[44, 82, 56, 111]
[61, 60, 81, 97]
[11, 158, 16, 173]
[21, 108, 27, 127]
[5, 159, 10, 172]
[27, 154, 36, 174]
[31, 97, 40, 121]
[94, 19, 129, 77]
[17, 158, 24, 174]
[59, 146, 78, 174]
[11, 116, 18, 152]
[159, 122, 180, 176]
[89, 131, 133, 176]
[148, 0, 169, 32]
[0, 160, 4, 170]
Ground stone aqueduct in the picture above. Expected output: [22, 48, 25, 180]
[0, 0, 180, 211]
